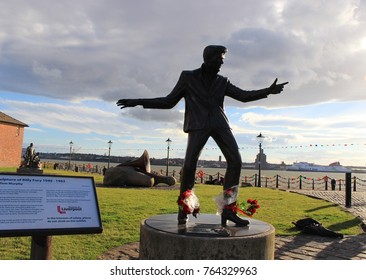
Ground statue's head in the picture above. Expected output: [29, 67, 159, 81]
[203, 45, 227, 72]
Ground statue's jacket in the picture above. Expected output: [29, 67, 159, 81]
[139, 67, 270, 133]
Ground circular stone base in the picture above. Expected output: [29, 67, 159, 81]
[139, 214, 275, 260]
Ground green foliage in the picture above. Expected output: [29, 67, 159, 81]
[0, 176, 363, 259]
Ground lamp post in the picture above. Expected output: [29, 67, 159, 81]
[68, 141, 73, 170]
[166, 138, 172, 176]
[256, 133, 265, 187]
[108, 140, 113, 168]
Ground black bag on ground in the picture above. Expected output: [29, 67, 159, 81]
[292, 218, 343, 238]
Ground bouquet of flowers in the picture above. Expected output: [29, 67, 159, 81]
[239, 198, 260, 217]
[177, 190, 200, 217]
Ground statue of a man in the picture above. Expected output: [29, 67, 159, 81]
[117, 45, 287, 226]
[24, 143, 35, 167]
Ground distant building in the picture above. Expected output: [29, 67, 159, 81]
[279, 161, 287, 170]
[0, 112, 28, 167]
[254, 148, 269, 170]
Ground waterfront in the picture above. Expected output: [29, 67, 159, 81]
[40, 159, 366, 192]
[153, 165, 366, 191]
[154, 166, 366, 181]
[45, 159, 366, 182]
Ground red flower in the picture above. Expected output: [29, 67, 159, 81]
[239, 198, 260, 217]
[224, 189, 233, 198]
[184, 204, 190, 213]
[177, 190, 200, 215]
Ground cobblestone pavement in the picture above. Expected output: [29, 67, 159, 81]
[98, 234, 366, 260]
[98, 190, 366, 260]
[276, 190, 366, 260]
[275, 234, 366, 260]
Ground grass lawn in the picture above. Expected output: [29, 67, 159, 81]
[0, 168, 363, 259]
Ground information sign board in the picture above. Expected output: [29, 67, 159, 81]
[0, 173, 103, 237]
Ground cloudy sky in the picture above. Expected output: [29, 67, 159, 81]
[1, 0, 366, 166]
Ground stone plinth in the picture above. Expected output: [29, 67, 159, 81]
[16, 167, 44, 174]
[139, 214, 275, 260]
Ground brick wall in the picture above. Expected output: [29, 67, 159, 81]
[0, 123, 25, 167]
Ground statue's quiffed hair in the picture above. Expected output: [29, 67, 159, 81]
[203, 45, 227, 62]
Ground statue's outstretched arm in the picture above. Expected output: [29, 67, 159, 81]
[117, 72, 186, 110]
[227, 78, 288, 103]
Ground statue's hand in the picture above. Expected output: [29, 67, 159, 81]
[268, 78, 288, 95]
[116, 99, 140, 109]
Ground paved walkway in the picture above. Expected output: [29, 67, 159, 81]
[274, 190, 366, 260]
[98, 190, 366, 260]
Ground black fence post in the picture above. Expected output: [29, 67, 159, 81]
[345, 172, 352, 208]
[299, 176, 302, 190]
[331, 178, 336, 191]
[353, 176, 357, 192]
[276, 175, 279, 188]
[254, 174, 257, 187]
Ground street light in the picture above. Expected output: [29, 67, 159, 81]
[108, 140, 113, 168]
[166, 138, 172, 176]
[68, 141, 73, 170]
[256, 133, 265, 187]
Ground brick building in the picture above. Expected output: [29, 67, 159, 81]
[0, 112, 28, 167]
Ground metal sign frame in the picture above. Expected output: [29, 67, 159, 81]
[0, 173, 103, 237]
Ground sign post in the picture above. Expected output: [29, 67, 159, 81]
[345, 172, 352, 208]
[30, 235, 52, 260]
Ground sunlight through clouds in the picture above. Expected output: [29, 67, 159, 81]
[0, 0, 365, 165]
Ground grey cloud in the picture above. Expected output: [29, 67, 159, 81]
[121, 106, 184, 125]
[1, 99, 135, 137]
[1, 0, 366, 111]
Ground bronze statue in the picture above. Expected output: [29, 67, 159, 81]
[24, 143, 35, 167]
[103, 150, 176, 187]
[20, 143, 41, 169]
[117, 45, 287, 226]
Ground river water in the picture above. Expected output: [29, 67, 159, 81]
[40, 160, 366, 199]
[45, 159, 366, 184]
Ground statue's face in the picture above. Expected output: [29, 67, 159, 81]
[204, 52, 225, 72]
